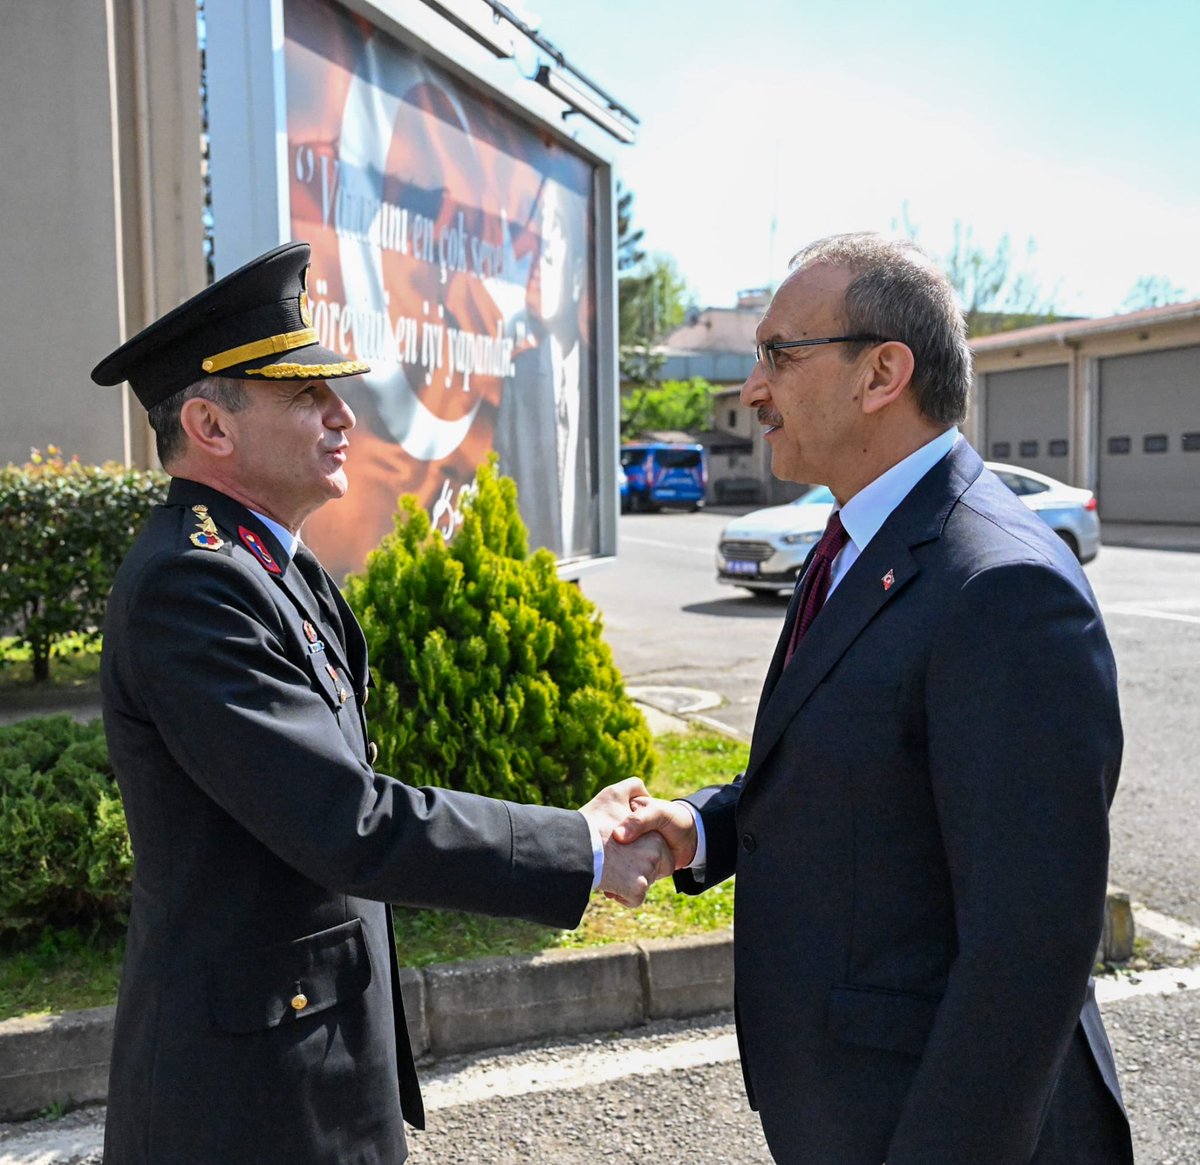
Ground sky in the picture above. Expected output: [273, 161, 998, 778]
[518, 0, 1199, 318]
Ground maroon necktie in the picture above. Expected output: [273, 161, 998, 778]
[784, 510, 849, 665]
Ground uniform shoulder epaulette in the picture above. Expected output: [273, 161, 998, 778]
[186, 504, 227, 553]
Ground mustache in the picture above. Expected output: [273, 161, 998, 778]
[756, 407, 783, 427]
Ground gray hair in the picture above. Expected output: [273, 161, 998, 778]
[789, 232, 972, 426]
[147, 376, 250, 467]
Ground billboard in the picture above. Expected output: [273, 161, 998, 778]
[208, 0, 615, 581]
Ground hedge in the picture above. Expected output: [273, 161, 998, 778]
[0, 716, 131, 936]
[0, 448, 167, 681]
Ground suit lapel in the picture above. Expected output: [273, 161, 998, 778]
[743, 440, 985, 783]
[745, 528, 919, 780]
[274, 550, 362, 692]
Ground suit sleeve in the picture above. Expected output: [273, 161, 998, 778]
[117, 550, 594, 928]
[673, 779, 745, 893]
[886, 561, 1121, 1163]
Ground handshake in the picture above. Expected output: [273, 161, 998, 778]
[578, 778, 700, 907]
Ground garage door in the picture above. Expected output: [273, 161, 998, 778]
[983, 365, 1071, 480]
[1098, 345, 1200, 523]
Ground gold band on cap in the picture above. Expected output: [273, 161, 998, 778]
[200, 328, 319, 374]
[244, 360, 370, 379]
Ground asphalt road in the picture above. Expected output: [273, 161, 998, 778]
[583, 509, 1200, 934]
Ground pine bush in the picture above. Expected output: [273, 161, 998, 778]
[0, 716, 132, 935]
[344, 459, 655, 808]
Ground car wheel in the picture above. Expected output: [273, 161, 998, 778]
[1056, 530, 1081, 561]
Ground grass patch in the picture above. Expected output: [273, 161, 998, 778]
[0, 725, 747, 1020]
[0, 929, 125, 1020]
[0, 634, 102, 690]
[393, 724, 745, 965]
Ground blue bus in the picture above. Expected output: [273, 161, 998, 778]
[620, 442, 708, 512]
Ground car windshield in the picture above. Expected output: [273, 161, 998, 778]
[653, 449, 702, 468]
[995, 471, 1050, 496]
[794, 486, 835, 505]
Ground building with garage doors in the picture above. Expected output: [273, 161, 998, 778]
[968, 300, 1200, 525]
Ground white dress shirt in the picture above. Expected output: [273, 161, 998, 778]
[685, 428, 961, 873]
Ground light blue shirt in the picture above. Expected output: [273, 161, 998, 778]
[249, 510, 299, 558]
[685, 427, 961, 873]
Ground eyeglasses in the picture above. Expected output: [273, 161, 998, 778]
[753, 334, 891, 375]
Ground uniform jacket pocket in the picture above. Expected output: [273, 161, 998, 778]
[208, 917, 372, 1033]
[827, 983, 941, 1057]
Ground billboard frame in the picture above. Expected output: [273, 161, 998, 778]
[204, 0, 620, 576]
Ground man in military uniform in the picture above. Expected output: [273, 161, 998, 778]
[91, 242, 667, 1164]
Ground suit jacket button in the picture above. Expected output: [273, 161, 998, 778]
[368, 741, 379, 766]
[741, 833, 757, 853]
[290, 992, 309, 1012]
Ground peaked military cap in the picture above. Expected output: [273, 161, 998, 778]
[91, 241, 369, 409]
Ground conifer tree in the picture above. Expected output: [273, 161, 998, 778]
[344, 459, 655, 807]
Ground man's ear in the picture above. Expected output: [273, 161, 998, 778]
[179, 397, 236, 458]
[860, 340, 915, 416]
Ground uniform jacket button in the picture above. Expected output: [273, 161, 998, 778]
[290, 991, 309, 1012]
[367, 742, 379, 766]
[741, 832, 757, 854]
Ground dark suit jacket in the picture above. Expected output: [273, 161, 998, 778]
[676, 442, 1133, 1164]
[100, 478, 594, 1165]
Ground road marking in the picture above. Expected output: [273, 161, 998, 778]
[1103, 604, 1200, 626]
[619, 535, 714, 557]
[1094, 963, 1200, 1004]
[422, 1032, 741, 1111]
[1133, 906, 1200, 949]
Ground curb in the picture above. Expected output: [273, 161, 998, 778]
[0, 931, 735, 1122]
[0, 885, 1138, 1123]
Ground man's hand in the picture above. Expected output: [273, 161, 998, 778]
[578, 778, 673, 906]
[599, 832, 673, 906]
[613, 795, 698, 871]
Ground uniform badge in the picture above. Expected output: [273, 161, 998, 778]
[189, 505, 224, 551]
[325, 663, 348, 705]
[238, 526, 282, 575]
[882, 568, 895, 591]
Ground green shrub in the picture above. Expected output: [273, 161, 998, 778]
[345, 458, 655, 808]
[0, 716, 132, 935]
[0, 448, 167, 681]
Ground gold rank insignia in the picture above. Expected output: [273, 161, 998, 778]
[189, 504, 224, 551]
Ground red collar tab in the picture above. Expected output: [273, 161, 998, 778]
[238, 525, 282, 575]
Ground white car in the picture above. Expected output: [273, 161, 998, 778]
[716, 464, 1101, 596]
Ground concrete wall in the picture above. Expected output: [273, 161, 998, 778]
[0, 2, 127, 467]
[0, 0, 205, 471]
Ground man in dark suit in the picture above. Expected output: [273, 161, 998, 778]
[618, 233, 1133, 1163]
[493, 177, 595, 560]
[90, 242, 667, 1165]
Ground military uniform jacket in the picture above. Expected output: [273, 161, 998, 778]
[100, 479, 594, 1164]
[676, 442, 1133, 1164]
